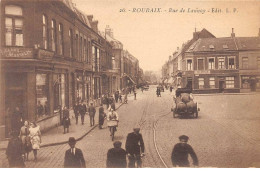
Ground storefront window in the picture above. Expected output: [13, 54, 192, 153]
[36, 74, 49, 118]
[226, 77, 235, 88]
[53, 74, 66, 112]
[209, 77, 215, 88]
[241, 76, 250, 88]
[256, 76, 260, 88]
[198, 78, 204, 89]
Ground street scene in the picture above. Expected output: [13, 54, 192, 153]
[1, 0, 260, 168]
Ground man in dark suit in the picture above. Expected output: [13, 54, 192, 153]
[73, 102, 79, 124]
[106, 141, 127, 168]
[89, 102, 96, 127]
[125, 128, 145, 168]
[171, 135, 198, 167]
[64, 137, 86, 168]
[79, 101, 86, 125]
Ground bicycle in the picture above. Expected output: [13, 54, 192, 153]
[107, 120, 118, 141]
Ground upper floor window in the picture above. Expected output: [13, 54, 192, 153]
[228, 57, 235, 69]
[208, 58, 215, 70]
[218, 57, 225, 69]
[197, 58, 204, 70]
[80, 36, 83, 61]
[257, 57, 260, 69]
[75, 34, 79, 59]
[50, 20, 56, 52]
[5, 5, 23, 46]
[84, 39, 87, 62]
[42, 15, 48, 49]
[242, 57, 249, 69]
[58, 24, 64, 55]
[69, 29, 73, 57]
[187, 59, 192, 71]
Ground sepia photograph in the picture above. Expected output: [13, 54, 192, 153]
[0, 0, 260, 168]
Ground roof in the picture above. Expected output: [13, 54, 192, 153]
[235, 37, 260, 50]
[60, 0, 91, 28]
[106, 34, 123, 49]
[186, 37, 238, 52]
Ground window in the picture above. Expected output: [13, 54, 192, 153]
[75, 34, 79, 59]
[218, 57, 225, 69]
[228, 57, 235, 69]
[208, 58, 215, 70]
[209, 77, 215, 88]
[80, 36, 83, 61]
[69, 29, 73, 57]
[242, 57, 249, 69]
[42, 15, 48, 49]
[226, 77, 235, 88]
[257, 57, 260, 69]
[53, 74, 66, 112]
[5, 5, 23, 46]
[198, 78, 204, 89]
[198, 59, 204, 70]
[58, 24, 63, 55]
[92, 46, 96, 71]
[187, 59, 192, 70]
[241, 76, 250, 89]
[36, 74, 49, 117]
[50, 20, 56, 52]
[97, 48, 100, 72]
[84, 39, 87, 62]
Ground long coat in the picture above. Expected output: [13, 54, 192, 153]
[6, 137, 25, 168]
[106, 147, 127, 168]
[64, 148, 86, 168]
[125, 132, 145, 155]
[171, 143, 198, 167]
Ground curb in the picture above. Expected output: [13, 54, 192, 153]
[0, 102, 125, 151]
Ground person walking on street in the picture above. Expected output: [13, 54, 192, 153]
[19, 120, 32, 161]
[107, 141, 127, 168]
[134, 90, 137, 100]
[63, 106, 70, 134]
[89, 102, 96, 127]
[6, 131, 25, 168]
[73, 102, 79, 124]
[99, 104, 106, 129]
[171, 135, 198, 167]
[79, 101, 86, 125]
[29, 122, 41, 162]
[114, 90, 119, 103]
[119, 93, 122, 103]
[64, 137, 86, 168]
[125, 128, 145, 168]
[104, 94, 109, 109]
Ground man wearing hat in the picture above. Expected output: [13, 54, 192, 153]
[89, 102, 96, 127]
[171, 135, 198, 167]
[64, 137, 86, 168]
[106, 141, 127, 168]
[79, 101, 86, 125]
[125, 127, 145, 168]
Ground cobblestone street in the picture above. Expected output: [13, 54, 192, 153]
[1, 86, 260, 168]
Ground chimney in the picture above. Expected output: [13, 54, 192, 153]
[193, 31, 199, 40]
[87, 15, 93, 23]
[231, 28, 235, 37]
[91, 20, 98, 33]
[105, 25, 112, 37]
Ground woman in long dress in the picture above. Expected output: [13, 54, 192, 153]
[29, 122, 41, 162]
[19, 120, 32, 161]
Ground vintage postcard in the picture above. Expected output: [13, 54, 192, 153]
[0, 0, 260, 168]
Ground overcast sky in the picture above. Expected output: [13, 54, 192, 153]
[73, 0, 260, 72]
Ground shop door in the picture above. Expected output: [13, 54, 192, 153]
[219, 81, 225, 93]
[250, 80, 256, 91]
[5, 90, 24, 137]
[187, 78, 192, 89]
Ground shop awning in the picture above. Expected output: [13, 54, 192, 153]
[123, 74, 136, 84]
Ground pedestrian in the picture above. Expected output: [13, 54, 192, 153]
[134, 90, 137, 100]
[6, 131, 25, 168]
[114, 90, 119, 103]
[105, 94, 109, 109]
[119, 93, 122, 103]
[107, 141, 127, 168]
[125, 128, 145, 168]
[79, 101, 86, 125]
[64, 137, 86, 168]
[29, 122, 41, 162]
[171, 135, 198, 167]
[11, 107, 23, 134]
[19, 120, 32, 161]
[73, 102, 79, 124]
[141, 87, 144, 93]
[89, 102, 96, 127]
[99, 104, 106, 129]
[63, 106, 70, 134]
[37, 101, 44, 117]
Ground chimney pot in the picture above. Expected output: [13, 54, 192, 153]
[231, 28, 235, 38]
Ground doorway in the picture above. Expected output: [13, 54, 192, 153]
[187, 77, 193, 90]
[219, 81, 225, 93]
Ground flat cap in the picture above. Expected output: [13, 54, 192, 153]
[113, 141, 122, 146]
[179, 135, 189, 141]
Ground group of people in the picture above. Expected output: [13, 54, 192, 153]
[6, 121, 42, 167]
[64, 127, 145, 168]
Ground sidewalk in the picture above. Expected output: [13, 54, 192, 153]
[0, 102, 124, 150]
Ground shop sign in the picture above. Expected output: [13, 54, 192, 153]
[194, 70, 210, 75]
[0, 47, 33, 58]
[37, 49, 54, 60]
